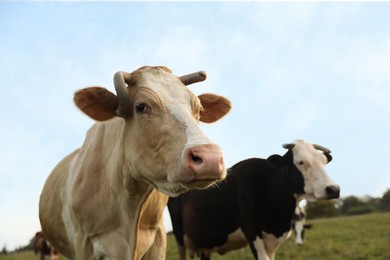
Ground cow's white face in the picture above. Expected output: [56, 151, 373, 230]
[290, 140, 340, 200]
[292, 206, 306, 245]
[74, 66, 231, 197]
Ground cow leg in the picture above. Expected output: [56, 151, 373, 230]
[74, 233, 130, 259]
[73, 235, 94, 260]
[294, 221, 304, 245]
[301, 228, 305, 242]
[50, 248, 60, 260]
[200, 252, 211, 260]
[178, 244, 187, 260]
[89, 231, 132, 259]
[184, 234, 200, 260]
[141, 224, 167, 260]
[251, 236, 270, 260]
[260, 231, 291, 260]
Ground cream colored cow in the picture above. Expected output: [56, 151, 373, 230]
[39, 66, 231, 260]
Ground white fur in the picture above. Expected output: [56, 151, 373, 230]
[294, 221, 304, 244]
[167, 103, 211, 147]
[291, 140, 338, 199]
[212, 228, 247, 254]
[91, 238, 107, 259]
[253, 231, 291, 260]
[253, 236, 269, 260]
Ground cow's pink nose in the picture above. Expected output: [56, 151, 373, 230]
[183, 144, 225, 181]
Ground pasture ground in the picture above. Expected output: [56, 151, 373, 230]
[166, 212, 390, 260]
[1, 212, 389, 260]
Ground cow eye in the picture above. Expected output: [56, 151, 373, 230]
[135, 102, 149, 114]
[298, 161, 304, 165]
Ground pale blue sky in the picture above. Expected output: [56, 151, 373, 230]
[1, 2, 390, 250]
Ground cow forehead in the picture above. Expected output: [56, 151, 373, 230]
[138, 68, 203, 125]
[139, 68, 196, 105]
[292, 140, 326, 164]
[136, 67, 209, 148]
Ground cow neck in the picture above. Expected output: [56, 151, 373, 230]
[282, 150, 305, 202]
[88, 118, 137, 196]
[78, 120, 154, 230]
[97, 119, 165, 259]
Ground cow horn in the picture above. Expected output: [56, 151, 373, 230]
[282, 143, 295, 150]
[313, 144, 331, 154]
[113, 71, 132, 118]
[179, 71, 207, 86]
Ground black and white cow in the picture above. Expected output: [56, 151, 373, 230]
[291, 206, 312, 245]
[168, 140, 340, 260]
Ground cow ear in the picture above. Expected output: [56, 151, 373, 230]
[198, 93, 231, 123]
[267, 154, 285, 166]
[74, 87, 119, 121]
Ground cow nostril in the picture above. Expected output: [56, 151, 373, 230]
[190, 153, 203, 164]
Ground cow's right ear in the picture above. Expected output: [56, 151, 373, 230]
[74, 87, 119, 121]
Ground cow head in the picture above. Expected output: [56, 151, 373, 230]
[283, 139, 340, 200]
[291, 206, 312, 245]
[73, 66, 231, 196]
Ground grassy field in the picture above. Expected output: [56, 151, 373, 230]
[0, 251, 67, 260]
[1, 212, 389, 260]
[166, 212, 390, 260]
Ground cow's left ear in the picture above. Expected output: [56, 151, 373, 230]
[324, 153, 333, 164]
[267, 154, 285, 166]
[198, 93, 231, 123]
[74, 87, 118, 121]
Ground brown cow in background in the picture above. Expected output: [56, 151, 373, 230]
[33, 231, 59, 260]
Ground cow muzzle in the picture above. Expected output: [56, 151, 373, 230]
[325, 185, 340, 199]
[181, 144, 226, 188]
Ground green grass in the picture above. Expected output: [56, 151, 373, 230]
[2, 213, 389, 259]
[0, 251, 67, 260]
[166, 212, 390, 260]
